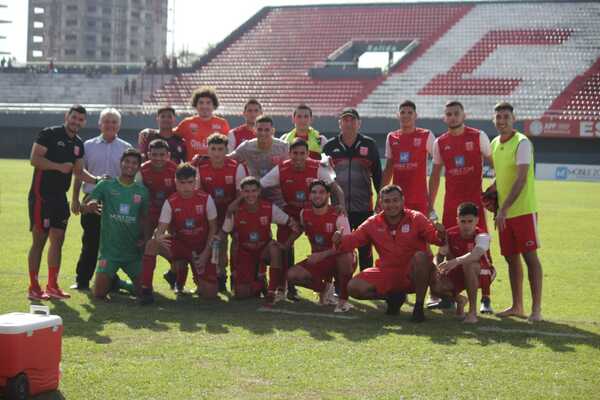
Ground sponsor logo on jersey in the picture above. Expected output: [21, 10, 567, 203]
[325, 222, 334, 233]
[400, 152, 410, 163]
[110, 190, 120, 196]
[401, 224, 410, 233]
[133, 194, 142, 204]
[225, 175, 234, 184]
[57, 141, 65, 147]
[214, 188, 225, 198]
[454, 155, 465, 168]
[260, 216, 268, 226]
[359, 146, 369, 156]
[119, 203, 130, 215]
[295, 191, 306, 201]
[414, 138, 422, 147]
[204, 176, 213, 182]
[189, 123, 198, 132]
[465, 141, 474, 151]
[74, 146, 81, 156]
[185, 218, 195, 229]
[195, 205, 204, 214]
[314, 235, 325, 245]
[249, 232, 260, 242]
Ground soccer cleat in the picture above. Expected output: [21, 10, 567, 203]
[334, 301, 353, 313]
[426, 297, 455, 310]
[385, 292, 406, 315]
[286, 284, 300, 302]
[163, 271, 176, 290]
[45, 285, 71, 300]
[28, 286, 50, 301]
[139, 288, 155, 305]
[480, 297, 494, 314]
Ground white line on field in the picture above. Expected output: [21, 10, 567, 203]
[257, 307, 359, 320]
[478, 326, 590, 338]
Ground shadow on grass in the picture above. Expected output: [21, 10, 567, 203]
[30, 390, 65, 400]
[45, 289, 600, 352]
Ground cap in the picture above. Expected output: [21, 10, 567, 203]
[339, 107, 360, 120]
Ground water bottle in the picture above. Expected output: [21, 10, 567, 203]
[210, 238, 221, 265]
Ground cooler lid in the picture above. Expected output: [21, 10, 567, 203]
[0, 312, 63, 334]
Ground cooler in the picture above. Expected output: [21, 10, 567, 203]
[0, 305, 63, 398]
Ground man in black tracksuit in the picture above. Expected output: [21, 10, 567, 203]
[323, 108, 382, 270]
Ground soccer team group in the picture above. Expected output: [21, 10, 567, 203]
[26, 87, 544, 324]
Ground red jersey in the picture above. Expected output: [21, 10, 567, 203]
[192, 156, 242, 221]
[175, 115, 230, 160]
[140, 160, 177, 215]
[302, 207, 340, 253]
[230, 125, 256, 150]
[279, 158, 320, 218]
[446, 226, 491, 269]
[339, 209, 444, 273]
[387, 128, 431, 212]
[166, 191, 211, 248]
[233, 200, 273, 251]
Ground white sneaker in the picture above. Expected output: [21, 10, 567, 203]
[334, 301, 353, 313]
[319, 283, 338, 306]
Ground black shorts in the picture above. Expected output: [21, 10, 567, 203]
[28, 192, 70, 232]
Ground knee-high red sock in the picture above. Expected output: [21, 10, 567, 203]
[29, 270, 40, 289]
[48, 266, 59, 288]
[141, 255, 157, 289]
[480, 275, 491, 298]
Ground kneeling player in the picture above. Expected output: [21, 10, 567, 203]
[287, 180, 355, 312]
[221, 177, 295, 300]
[140, 163, 218, 303]
[431, 202, 495, 324]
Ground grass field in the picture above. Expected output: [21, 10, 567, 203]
[1, 158, 599, 399]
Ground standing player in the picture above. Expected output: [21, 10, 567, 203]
[191, 133, 247, 292]
[287, 180, 355, 312]
[174, 87, 230, 161]
[139, 163, 218, 303]
[382, 100, 435, 214]
[227, 99, 262, 152]
[431, 202, 495, 324]
[490, 102, 543, 322]
[428, 100, 493, 312]
[139, 106, 187, 164]
[333, 185, 445, 321]
[27, 105, 99, 300]
[83, 149, 149, 301]
[280, 104, 326, 160]
[260, 139, 344, 300]
[323, 108, 382, 271]
[221, 177, 293, 299]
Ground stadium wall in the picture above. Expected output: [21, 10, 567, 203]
[1, 112, 599, 166]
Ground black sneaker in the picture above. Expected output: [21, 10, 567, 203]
[480, 296, 494, 314]
[385, 292, 406, 315]
[217, 275, 228, 293]
[411, 302, 426, 322]
[163, 271, 176, 290]
[426, 297, 455, 310]
[287, 284, 300, 302]
[139, 288, 154, 305]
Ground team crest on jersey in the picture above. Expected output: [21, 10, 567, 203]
[99, 259, 107, 268]
[465, 141, 474, 151]
[212, 124, 222, 130]
[401, 224, 410, 233]
[214, 188, 225, 198]
[164, 178, 173, 186]
[454, 155, 465, 168]
[400, 152, 410, 163]
[413, 138, 422, 147]
[73, 146, 81, 156]
[185, 218, 195, 229]
[325, 223, 334, 233]
[249, 232, 260, 242]
[315, 235, 325, 245]
[43, 218, 50, 229]
[133, 194, 142, 204]
[195, 205, 204, 214]
[260, 216, 268, 226]
[119, 203, 130, 215]
[225, 175, 234, 184]
[57, 141, 65, 147]
[295, 191, 306, 201]
[359, 146, 369, 156]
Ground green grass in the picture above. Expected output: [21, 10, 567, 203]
[1, 158, 599, 399]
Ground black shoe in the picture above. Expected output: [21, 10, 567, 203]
[163, 271, 176, 290]
[109, 277, 120, 293]
[480, 296, 494, 314]
[217, 275, 228, 293]
[385, 292, 406, 315]
[426, 297, 455, 310]
[69, 282, 90, 291]
[139, 288, 154, 305]
[411, 302, 426, 323]
[286, 284, 300, 302]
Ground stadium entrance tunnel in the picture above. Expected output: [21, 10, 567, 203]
[309, 39, 418, 79]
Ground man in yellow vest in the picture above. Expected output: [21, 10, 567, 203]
[490, 102, 543, 322]
[281, 104, 327, 160]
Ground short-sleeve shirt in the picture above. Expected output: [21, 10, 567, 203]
[90, 178, 149, 262]
[228, 125, 256, 153]
[175, 115, 230, 160]
[82, 135, 133, 194]
[29, 125, 85, 197]
[139, 129, 187, 164]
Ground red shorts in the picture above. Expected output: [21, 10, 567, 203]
[232, 245, 267, 288]
[355, 267, 415, 297]
[446, 265, 496, 296]
[498, 213, 540, 256]
[170, 241, 216, 283]
[297, 255, 337, 283]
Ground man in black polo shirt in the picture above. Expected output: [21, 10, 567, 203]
[28, 105, 100, 300]
[323, 108, 382, 270]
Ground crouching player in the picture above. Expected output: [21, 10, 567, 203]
[287, 180, 355, 312]
[333, 185, 445, 322]
[139, 163, 218, 304]
[430, 202, 495, 324]
[221, 177, 295, 300]
[83, 149, 150, 301]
